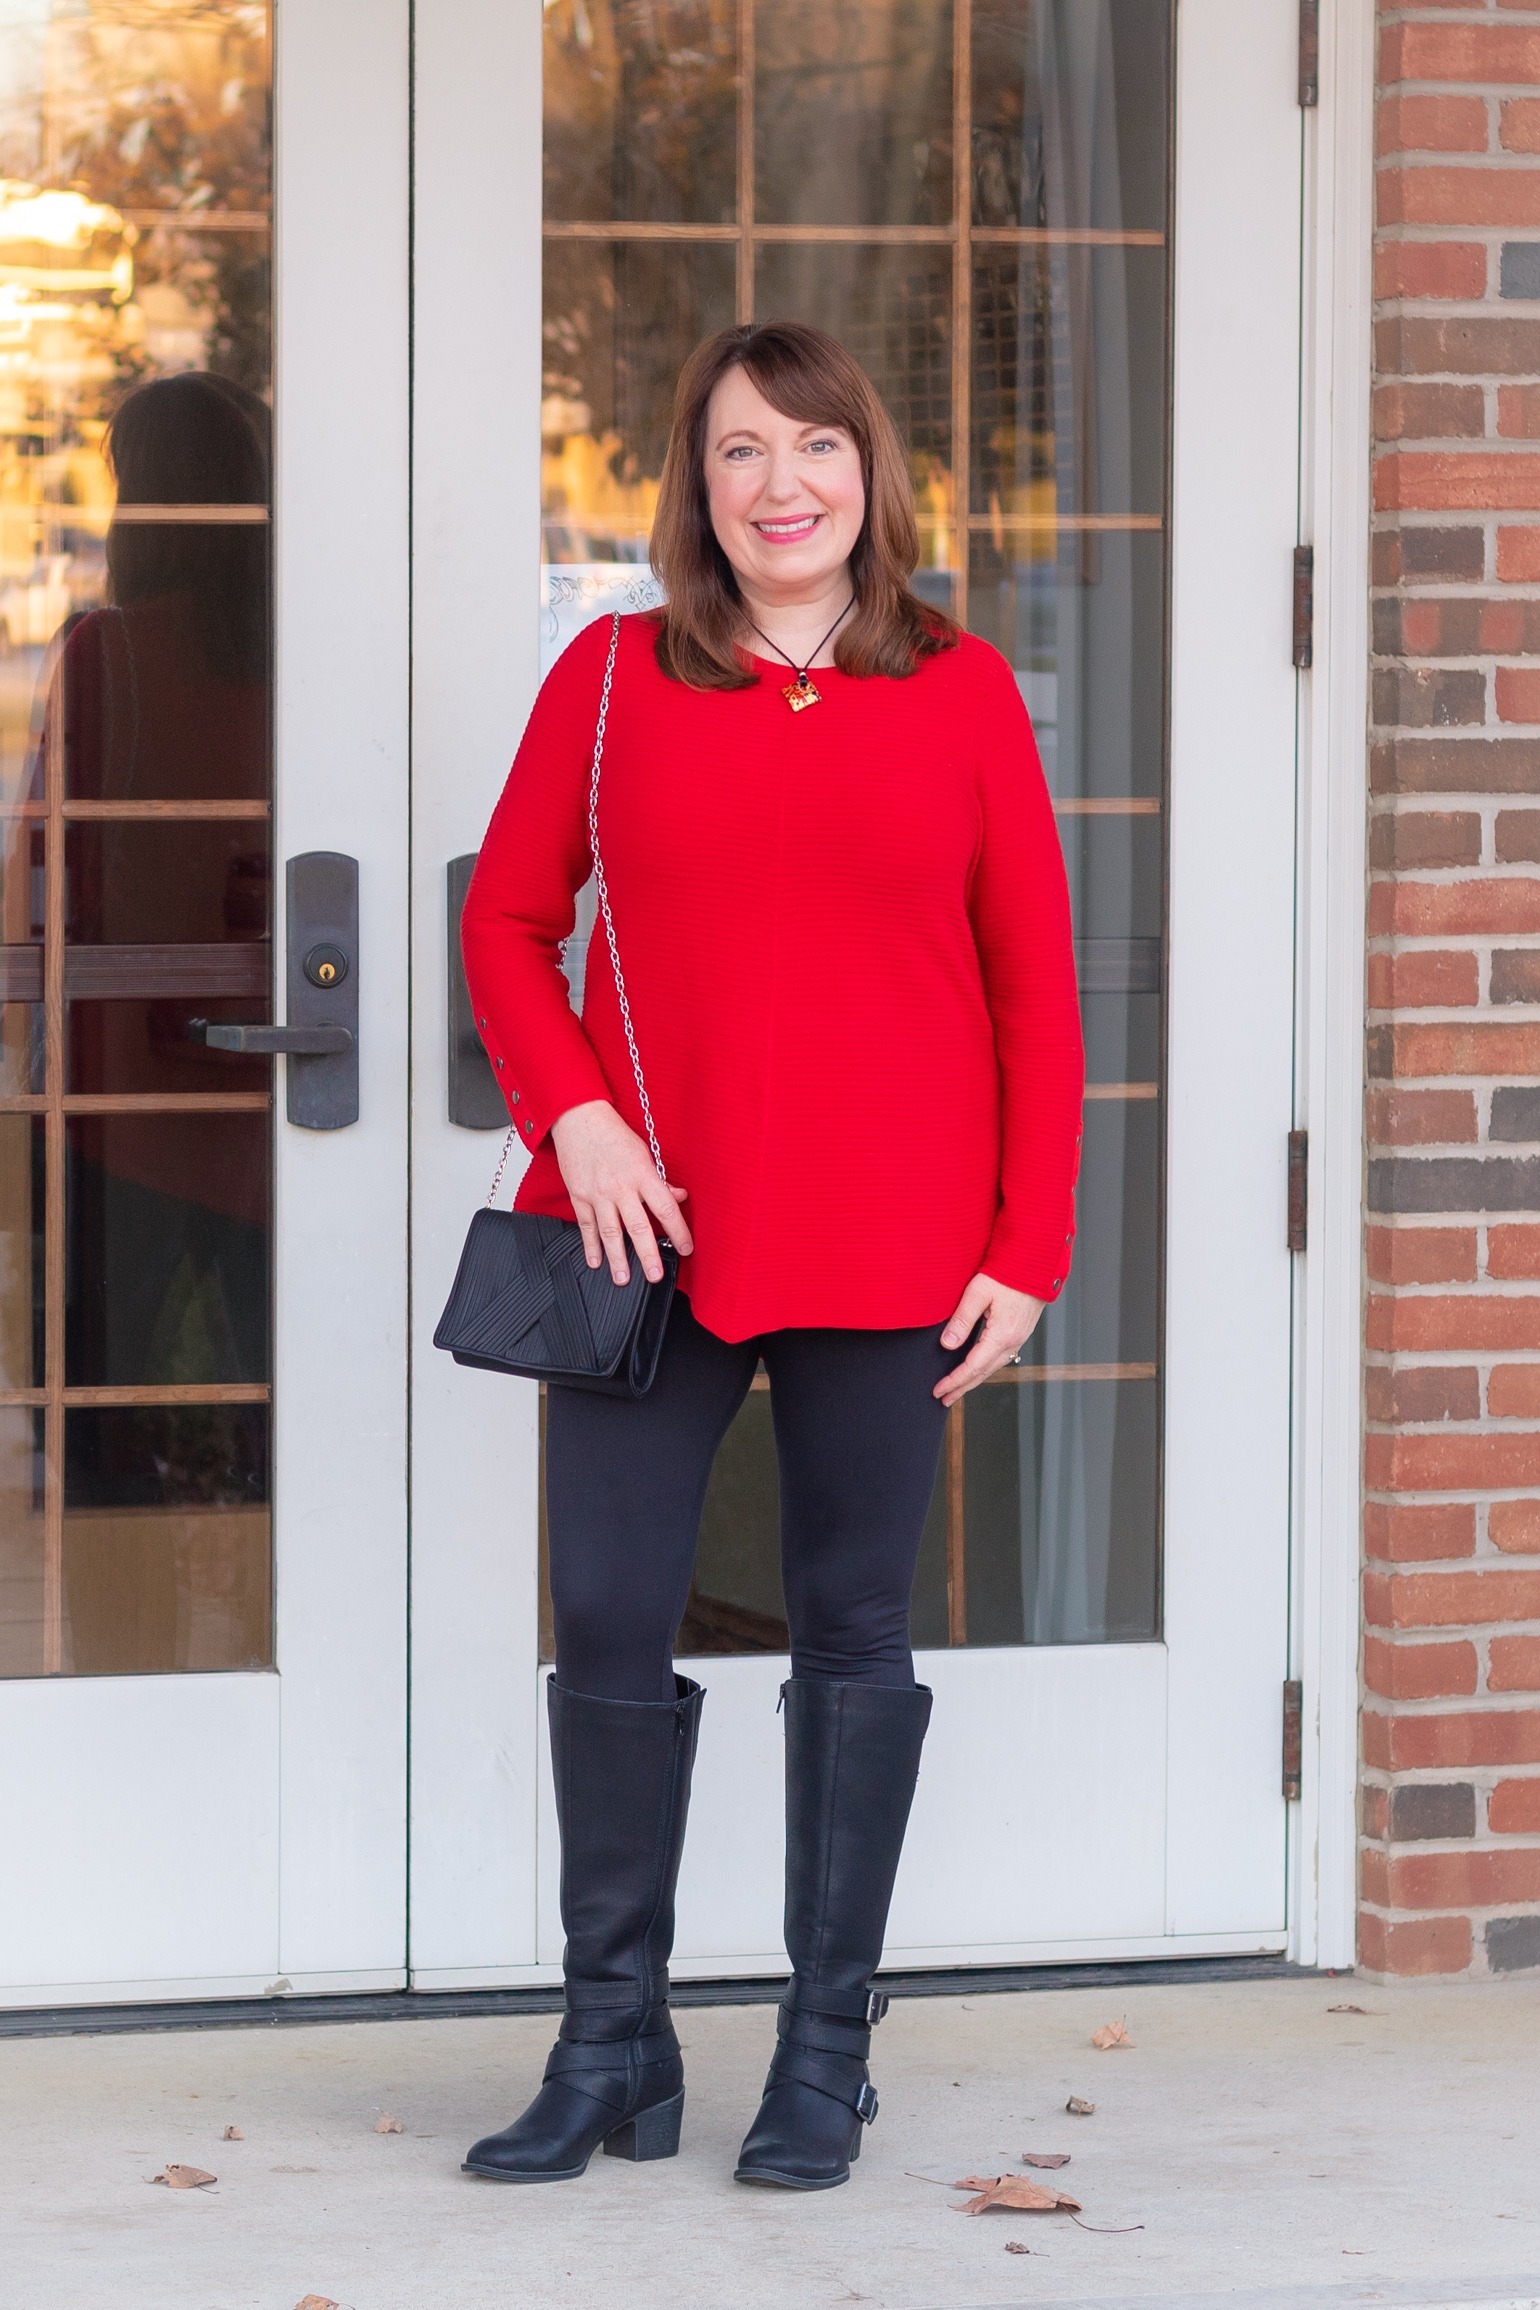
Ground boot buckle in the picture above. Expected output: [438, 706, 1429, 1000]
[855, 2080, 879, 2125]
[866, 1990, 889, 2027]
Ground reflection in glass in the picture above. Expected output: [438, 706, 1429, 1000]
[0, 1409, 44, 1678]
[543, 241, 737, 569]
[544, 0, 737, 225]
[66, 1114, 268, 1390]
[0, 4, 274, 1681]
[543, 0, 1172, 1656]
[755, 0, 954, 228]
[62, 1406, 271, 1676]
[0, 1112, 41, 1391]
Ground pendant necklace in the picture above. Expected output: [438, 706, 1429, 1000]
[746, 598, 854, 714]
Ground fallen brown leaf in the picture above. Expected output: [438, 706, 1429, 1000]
[952, 2174, 1082, 2216]
[221, 2125, 244, 2142]
[1091, 2019, 1134, 2050]
[372, 2114, 404, 2135]
[1004, 2241, 1036, 2255]
[151, 2164, 216, 2189]
[1066, 2096, 1095, 2116]
[1326, 2003, 1375, 2016]
[294, 2298, 340, 2310]
[1021, 2151, 1071, 2168]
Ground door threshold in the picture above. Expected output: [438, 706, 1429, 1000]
[0, 1951, 1325, 2040]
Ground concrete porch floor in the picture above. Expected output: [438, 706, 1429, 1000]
[1, 1974, 1537, 2310]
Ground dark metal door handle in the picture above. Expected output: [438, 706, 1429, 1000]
[192, 1021, 353, 1056]
[188, 853, 360, 1128]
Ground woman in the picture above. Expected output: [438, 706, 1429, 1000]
[459, 322, 1082, 2190]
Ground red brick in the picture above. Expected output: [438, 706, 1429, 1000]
[1488, 1227, 1540, 1281]
[1490, 1497, 1540, 1552]
[1375, 383, 1486, 443]
[1380, 454, 1540, 514]
[1479, 598, 1540, 654]
[1490, 1636, 1540, 1692]
[1369, 880, 1540, 938]
[1379, 95, 1489, 157]
[1504, 98, 1540, 155]
[1360, 1844, 1390, 1908]
[1382, 23, 1540, 84]
[1388, 1844, 1540, 1908]
[1499, 667, 1540, 724]
[1498, 525, 1540, 580]
[1365, 1092, 1478, 1149]
[1365, 1500, 1477, 1561]
[1380, 314, 1540, 378]
[1386, 1020, 1540, 1074]
[1368, 950, 1480, 1009]
[1490, 1776, 1540, 1832]
[1495, 812, 1540, 865]
[1500, 386, 1540, 441]
[1369, 814, 1482, 870]
[1364, 1565, 1540, 1625]
[1488, 1365, 1540, 1418]
[1359, 1908, 1473, 1977]
[1367, 1361, 1480, 1423]
[1378, 169, 1540, 231]
[1368, 1293, 1540, 1353]
[1367, 1226, 1478, 1283]
[1362, 1782, 1391, 1840]
[1367, 1707, 1540, 1769]
[1364, 1633, 1480, 1698]
[1375, 239, 1488, 301]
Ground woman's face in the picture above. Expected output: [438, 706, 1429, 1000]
[703, 366, 866, 606]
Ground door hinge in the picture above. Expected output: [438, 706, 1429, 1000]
[1282, 1679, 1304, 1801]
[1292, 545, 1314, 670]
[1287, 1128, 1308, 1253]
[1298, 0, 1319, 107]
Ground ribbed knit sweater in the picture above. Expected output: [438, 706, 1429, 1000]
[461, 612, 1083, 1342]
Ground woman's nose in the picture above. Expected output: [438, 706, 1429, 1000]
[758, 449, 805, 503]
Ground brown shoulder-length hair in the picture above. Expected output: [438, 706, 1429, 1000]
[650, 321, 957, 689]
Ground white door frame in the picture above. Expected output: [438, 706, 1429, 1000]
[407, 0, 1372, 1984]
[1291, 0, 1375, 1974]
[0, 0, 413, 2008]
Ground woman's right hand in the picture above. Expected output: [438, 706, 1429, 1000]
[550, 1100, 692, 1286]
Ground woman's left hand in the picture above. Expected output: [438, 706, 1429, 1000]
[934, 1273, 1046, 1406]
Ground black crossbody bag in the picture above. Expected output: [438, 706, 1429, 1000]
[433, 616, 679, 1396]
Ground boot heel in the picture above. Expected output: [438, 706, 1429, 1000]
[849, 2125, 861, 2162]
[603, 2086, 685, 2163]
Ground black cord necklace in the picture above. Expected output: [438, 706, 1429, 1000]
[745, 598, 855, 714]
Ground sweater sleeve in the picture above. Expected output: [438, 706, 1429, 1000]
[966, 645, 1085, 1302]
[460, 620, 614, 1150]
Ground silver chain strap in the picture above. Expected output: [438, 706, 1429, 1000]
[489, 613, 664, 1205]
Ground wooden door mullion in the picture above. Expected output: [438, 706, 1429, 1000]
[42, 647, 65, 1674]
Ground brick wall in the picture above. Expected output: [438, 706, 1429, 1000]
[1365, 0, 1540, 1979]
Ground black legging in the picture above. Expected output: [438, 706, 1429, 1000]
[545, 1293, 962, 1703]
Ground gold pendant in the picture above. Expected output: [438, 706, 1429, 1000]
[784, 676, 821, 713]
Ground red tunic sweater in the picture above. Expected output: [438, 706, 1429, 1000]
[462, 613, 1083, 1343]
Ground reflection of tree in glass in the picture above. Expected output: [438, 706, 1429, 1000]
[0, 3, 271, 398]
[544, 0, 738, 226]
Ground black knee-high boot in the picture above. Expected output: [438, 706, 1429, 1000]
[734, 1676, 932, 2190]
[463, 1674, 703, 2183]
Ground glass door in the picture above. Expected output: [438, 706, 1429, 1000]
[0, 0, 410, 2008]
[408, 0, 1301, 1981]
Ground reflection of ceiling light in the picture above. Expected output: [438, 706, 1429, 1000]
[0, 181, 135, 304]
[541, 393, 591, 439]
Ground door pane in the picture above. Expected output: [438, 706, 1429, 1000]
[540, 0, 1171, 1655]
[0, 0, 274, 1679]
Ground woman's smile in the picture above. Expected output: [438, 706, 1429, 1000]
[752, 512, 823, 542]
